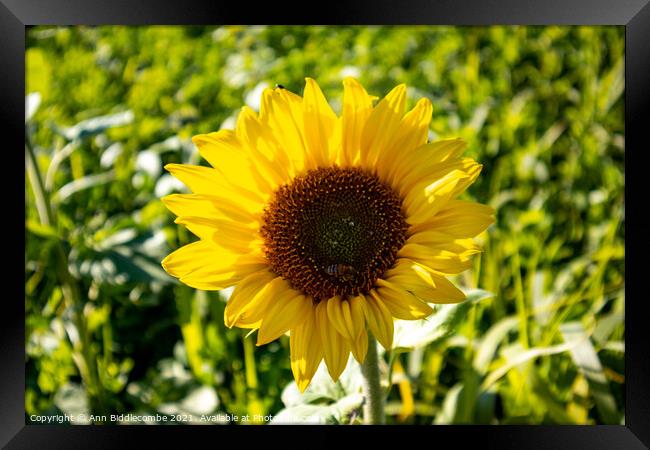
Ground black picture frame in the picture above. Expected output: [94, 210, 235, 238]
[5, 0, 649, 448]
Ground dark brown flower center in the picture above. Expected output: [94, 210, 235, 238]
[260, 166, 408, 301]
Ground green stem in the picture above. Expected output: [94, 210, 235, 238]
[360, 333, 385, 424]
[25, 138, 54, 227]
[242, 335, 264, 421]
[26, 132, 108, 421]
[511, 246, 529, 348]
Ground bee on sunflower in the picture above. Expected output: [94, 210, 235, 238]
[161, 78, 494, 398]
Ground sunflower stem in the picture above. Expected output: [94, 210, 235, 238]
[360, 333, 385, 424]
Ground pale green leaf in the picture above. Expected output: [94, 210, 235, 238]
[560, 322, 620, 424]
[473, 316, 518, 374]
[393, 289, 495, 351]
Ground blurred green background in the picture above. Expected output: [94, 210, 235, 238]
[25, 26, 624, 425]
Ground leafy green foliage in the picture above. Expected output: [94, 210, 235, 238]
[25, 25, 624, 424]
[273, 357, 365, 424]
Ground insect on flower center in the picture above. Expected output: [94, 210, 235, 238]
[260, 166, 408, 301]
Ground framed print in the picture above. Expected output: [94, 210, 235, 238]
[4, 0, 649, 448]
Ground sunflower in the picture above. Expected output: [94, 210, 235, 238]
[161, 78, 494, 392]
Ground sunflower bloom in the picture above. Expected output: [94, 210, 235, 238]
[161, 78, 495, 392]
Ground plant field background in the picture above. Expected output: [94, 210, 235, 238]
[25, 26, 625, 424]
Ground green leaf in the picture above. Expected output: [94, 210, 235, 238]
[95, 228, 138, 250]
[337, 357, 364, 396]
[178, 385, 219, 415]
[270, 404, 338, 424]
[475, 390, 497, 424]
[277, 356, 365, 424]
[597, 57, 624, 115]
[26, 92, 42, 123]
[528, 368, 577, 424]
[280, 357, 363, 408]
[272, 393, 364, 424]
[602, 341, 624, 353]
[560, 322, 620, 424]
[434, 370, 481, 424]
[26, 48, 50, 99]
[393, 289, 495, 351]
[328, 393, 365, 423]
[481, 341, 578, 391]
[592, 312, 624, 345]
[86, 304, 111, 333]
[56, 110, 134, 141]
[464, 289, 496, 303]
[53, 383, 90, 424]
[53, 171, 116, 203]
[473, 316, 518, 374]
[67, 230, 172, 285]
[26, 219, 59, 241]
[434, 383, 463, 424]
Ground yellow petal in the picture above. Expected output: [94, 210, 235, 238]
[403, 169, 471, 225]
[379, 259, 466, 304]
[426, 138, 468, 163]
[405, 229, 458, 245]
[378, 97, 433, 184]
[185, 254, 268, 292]
[340, 77, 374, 166]
[163, 163, 221, 193]
[191, 130, 275, 194]
[347, 295, 366, 339]
[325, 296, 349, 338]
[290, 305, 323, 392]
[259, 87, 307, 175]
[161, 240, 261, 290]
[351, 329, 368, 364]
[410, 200, 495, 237]
[360, 83, 406, 169]
[164, 163, 266, 209]
[326, 295, 366, 341]
[348, 295, 371, 364]
[411, 264, 467, 304]
[433, 239, 482, 258]
[234, 276, 293, 329]
[362, 293, 394, 350]
[371, 286, 433, 320]
[235, 107, 290, 189]
[224, 270, 276, 328]
[402, 155, 479, 193]
[173, 216, 258, 252]
[316, 300, 351, 382]
[406, 232, 481, 259]
[386, 138, 466, 194]
[303, 78, 338, 168]
[162, 193, 259, 224]
[257, 292, 312, 346]
[397, 244, 474, 274]
[389, 138, 467, 187]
